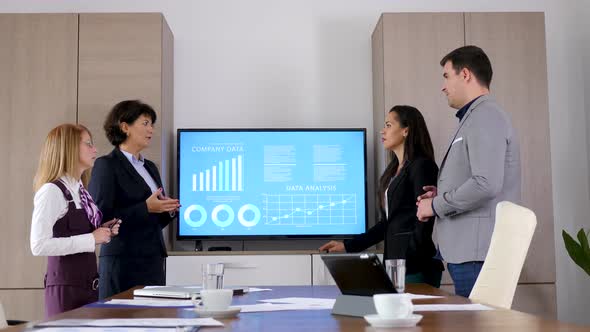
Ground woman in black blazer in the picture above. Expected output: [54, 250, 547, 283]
[320, 105, 443, 287]
[89, 100, 180, 299]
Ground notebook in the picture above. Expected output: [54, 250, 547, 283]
[320, 253, 396, 296]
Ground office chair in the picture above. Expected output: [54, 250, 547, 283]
[469, 201, 537, 309]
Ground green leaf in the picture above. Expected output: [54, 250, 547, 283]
[563, 229, 590, 277]
[577, 229, 590, 257]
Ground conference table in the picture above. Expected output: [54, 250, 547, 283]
[3, 284, 587, 331]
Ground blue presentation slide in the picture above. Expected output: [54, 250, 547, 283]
[178, 130, 366, 237]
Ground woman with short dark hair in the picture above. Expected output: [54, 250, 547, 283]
[89, 100, 179, 299]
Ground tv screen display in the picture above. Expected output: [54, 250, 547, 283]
[177, 129, 367, 239]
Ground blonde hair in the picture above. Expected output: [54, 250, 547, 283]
[33, 124, 93, 192]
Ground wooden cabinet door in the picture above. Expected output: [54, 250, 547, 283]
[0, 13, 78, 289]
[465, 12, 554, 284]
[373, 13, 464, 175]
[77, 13, 165, 170]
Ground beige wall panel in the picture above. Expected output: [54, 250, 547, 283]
[0, 289, 44, 321]
[0, 14, 78, 288]
[380, 13, 464, 170]
[78, 13, 163, 168]
[465, 12, 555, 284]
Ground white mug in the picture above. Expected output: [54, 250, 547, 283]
[373, 293, 413, 319]
[194, 289, 233, 311]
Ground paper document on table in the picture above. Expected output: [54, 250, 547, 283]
[235, 303, 330, 312]
[106, 299, 194, 307]
[406, 293, 443, 300]
[258, 297, 335, 308]
[31, 328, 179, 332]
[37, 318, 223, 327]
[414, 304, 494, 311]
[141, 285, 201, 289]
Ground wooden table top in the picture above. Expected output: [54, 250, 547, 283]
[3, 284, 588, 331]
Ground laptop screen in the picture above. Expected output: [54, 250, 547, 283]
[321, 253, 396, 296]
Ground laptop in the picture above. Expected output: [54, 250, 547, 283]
[320, 253, 396, 296]
[133, 286, 247, 299]
[133, 286, 202, 299]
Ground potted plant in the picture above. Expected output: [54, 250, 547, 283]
[562, 228, 590, 277]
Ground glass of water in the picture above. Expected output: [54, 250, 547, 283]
[385, 259, 406, 293]
[202, 263, 225, 289]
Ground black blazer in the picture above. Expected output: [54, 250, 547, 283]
[89, 148, 173, 257]
[344, 157, 443, 275]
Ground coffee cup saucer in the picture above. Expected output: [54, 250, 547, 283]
[364, 313, 422, 328]
[194, 305, 241, 318]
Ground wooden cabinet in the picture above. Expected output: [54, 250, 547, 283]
[78, 13, 174, 192]
[0, 13, 78, 290]
[0, 290, 45, 322]
[371, 13, 463, 176]
[372, 12, 554, 315]
[464, 12, 554, 284]
[0, 13, 173, 321]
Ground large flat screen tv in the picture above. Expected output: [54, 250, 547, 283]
[177, 128, 367, 239]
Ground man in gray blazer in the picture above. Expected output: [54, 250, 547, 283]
[416, 45, 521, 297]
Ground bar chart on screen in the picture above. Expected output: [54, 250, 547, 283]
[192, 153, 244, 192]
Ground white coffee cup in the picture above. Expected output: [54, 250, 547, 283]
[373, 293, 413, 319]
[197, 289, 233, 311]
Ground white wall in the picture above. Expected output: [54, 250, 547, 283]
[1, 0, 588, 325]
[545, 0, 590, 326]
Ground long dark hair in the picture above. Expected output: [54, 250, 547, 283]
[377, 105, 435, 211]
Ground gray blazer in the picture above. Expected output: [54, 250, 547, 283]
[432, 94, 521, 263]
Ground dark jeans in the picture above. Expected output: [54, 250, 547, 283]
[447, 261, 484, 297]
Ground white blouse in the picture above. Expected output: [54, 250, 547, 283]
[30, 176, 95, 256]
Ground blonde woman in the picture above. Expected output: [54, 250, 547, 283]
[30, 124, 120, 317]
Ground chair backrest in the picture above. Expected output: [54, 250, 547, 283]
[0, 300, 7, 329]
[469, 201, 537, 309]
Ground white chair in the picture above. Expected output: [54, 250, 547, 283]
[469, 201, 537, 309]
[0, 300, 7, 329]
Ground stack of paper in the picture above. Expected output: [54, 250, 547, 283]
[413, 304, 494, 311]
[231, 297, 336, 312]
[36, 318, 223, 328]
[31, 328, 183, 332]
